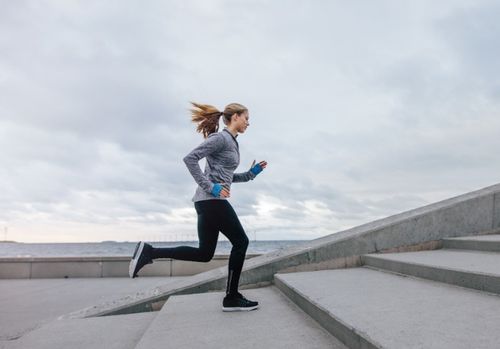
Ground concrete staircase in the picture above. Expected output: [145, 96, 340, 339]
[275, 233, 500, 349]
[3, 234, 500, 349]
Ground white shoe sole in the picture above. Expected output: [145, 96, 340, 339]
[222, 305, 259, 312]
[129, 241, 145, 278]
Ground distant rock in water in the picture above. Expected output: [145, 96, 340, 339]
[0, 240, 17, 243]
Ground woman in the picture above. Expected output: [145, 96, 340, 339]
[129, 102, 267, 312]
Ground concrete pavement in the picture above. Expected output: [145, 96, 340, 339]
[0, 277, 186, 342]
[1, 312, 156, 349]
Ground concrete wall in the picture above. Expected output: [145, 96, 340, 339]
[240, 183, 500, 283]
[494, 192, 500, 229]
[0, 254, 261, 279]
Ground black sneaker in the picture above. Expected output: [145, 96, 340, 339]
[222, 292, 259, 312]
[129, 241, 153, 278]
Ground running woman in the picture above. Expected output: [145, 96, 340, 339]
[129, 102, 267, 312]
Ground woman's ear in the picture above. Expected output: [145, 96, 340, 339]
[231, 113, 239, 123]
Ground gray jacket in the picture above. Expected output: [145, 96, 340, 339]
[183, 128, 256, 202]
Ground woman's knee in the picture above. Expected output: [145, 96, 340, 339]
[233, 235, 249, 252]
[198, 247, 215, 262]
[242, 235, 249, 249]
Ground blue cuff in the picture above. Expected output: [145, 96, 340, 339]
[250, 163, 263, 176]
[211, 183, 222, 197]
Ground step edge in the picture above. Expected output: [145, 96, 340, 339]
[442, 236, 500, 242]
[361, 254, 500, 295]
[442, 239, 500, 252]
[133, 300, 173, 348]
[274, 274, 383, 349]
[361, 253, 500, 278]
[269, 285, 349, 349]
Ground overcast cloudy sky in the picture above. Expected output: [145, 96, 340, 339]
[1, 0, 500, 243]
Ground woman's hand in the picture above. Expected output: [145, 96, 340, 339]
[250, 160, 268, 175]
[211, 183, 231, 198]
[220, 185, 230, 198]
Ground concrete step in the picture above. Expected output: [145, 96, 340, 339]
[361, 249, 500, 295]
[1, 312, 157, 349]
[134, 286, 348, 349]
[275, 268, 500, 349]
[442, 234, 500, 252]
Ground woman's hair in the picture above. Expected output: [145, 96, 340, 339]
[189, 102, 247, 138]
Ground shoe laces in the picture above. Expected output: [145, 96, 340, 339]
[236, 292, 253, 302]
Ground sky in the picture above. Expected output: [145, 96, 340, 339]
[1, 0, 500, 243]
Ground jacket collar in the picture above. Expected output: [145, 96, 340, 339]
[223, 128, 238, 140]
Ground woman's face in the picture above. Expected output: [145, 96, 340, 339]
[233, 110, 250, 133]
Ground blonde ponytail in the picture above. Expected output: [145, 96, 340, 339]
[189, 102, 247, 138]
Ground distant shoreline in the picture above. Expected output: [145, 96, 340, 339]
[0, 240, 307, 244]
[0, 240, 308, 257]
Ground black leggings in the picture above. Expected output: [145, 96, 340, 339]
[151, 199, 249, 296]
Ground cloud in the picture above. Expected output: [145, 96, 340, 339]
[1, 1, 500, 242]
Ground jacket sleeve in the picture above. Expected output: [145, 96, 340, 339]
[232, 170, 256, 183]
[183, 134, 225, 194]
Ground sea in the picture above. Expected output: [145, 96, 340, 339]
[0, 240, 308, 258]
